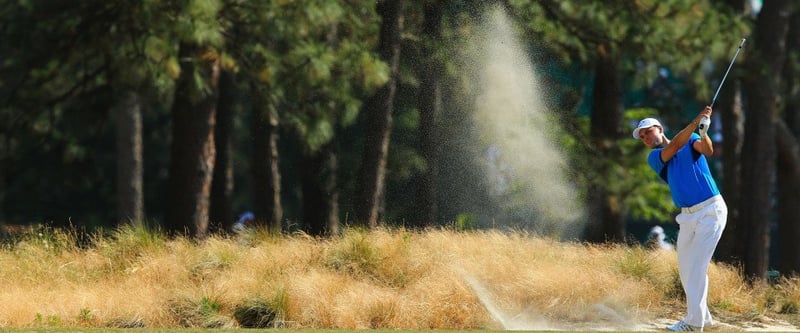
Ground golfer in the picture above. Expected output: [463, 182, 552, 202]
[633, 106, 727, 332]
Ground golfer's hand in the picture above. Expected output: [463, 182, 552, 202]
[697, 106, 712, 137]
[698, 106, 712, 120]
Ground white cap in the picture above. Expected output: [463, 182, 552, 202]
[649, 225, 665, 235]
[632, 118, 662, 139]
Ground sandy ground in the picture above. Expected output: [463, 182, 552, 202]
[467, 275, 799, 332]
[481, 312, 800, 331]
[637, 317, 799, 332]
[539, 316, 800, 332]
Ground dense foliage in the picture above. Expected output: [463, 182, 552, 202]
[1, 0, 795, 279]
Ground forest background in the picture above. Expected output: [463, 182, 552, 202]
[1, 0, 798, 282]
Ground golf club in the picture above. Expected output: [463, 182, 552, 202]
[699, 38, 745, 135]
[710, 38, 746, 108]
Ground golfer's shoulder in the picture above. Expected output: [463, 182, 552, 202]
[647, 149, 661, 160]
[647, 149, 664, 166]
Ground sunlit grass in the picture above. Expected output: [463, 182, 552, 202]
[0, 225, 796, 330]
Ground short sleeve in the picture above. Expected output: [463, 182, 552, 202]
[648, 149, 664, 175]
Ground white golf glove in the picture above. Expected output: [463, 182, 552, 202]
[698, 117, 710, 137]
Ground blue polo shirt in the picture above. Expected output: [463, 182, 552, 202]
[648, 133, 720, 208]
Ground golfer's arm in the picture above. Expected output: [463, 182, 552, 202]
[660, 118, 701, 162]
[693, 135, 714, 157]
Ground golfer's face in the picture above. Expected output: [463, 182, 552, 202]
[639, 126, 663, 148]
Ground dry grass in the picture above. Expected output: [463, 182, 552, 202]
[0, 225, 797, 329]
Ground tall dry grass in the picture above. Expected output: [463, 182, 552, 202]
[0, 225, 797, 329]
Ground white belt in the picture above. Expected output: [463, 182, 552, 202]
[681, 195, 723, 214]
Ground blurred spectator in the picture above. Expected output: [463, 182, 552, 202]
[233, 211, 254, 233]
[647, 225, 674, 251]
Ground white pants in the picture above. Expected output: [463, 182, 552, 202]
[675, 195, 727, 328]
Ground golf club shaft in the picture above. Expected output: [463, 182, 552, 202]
[710, 38, 746, 108]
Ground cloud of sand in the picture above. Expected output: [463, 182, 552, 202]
[465, 6, 585, 238]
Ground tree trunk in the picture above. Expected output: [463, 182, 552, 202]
[209, 69, 236, 233]
[354, 0, 404, 228]
[413, 0, 443, 228]
[584, 43, 625, 243]
[0, 133, 5, 223]
[776, 120, 800, 275]
[301, 140, 339, 236]
[252, 87, 283, 233]
[709, 0, 749, 266]
[163, 42, 220, 238]
[739, 0, 789, 280]
[775, 11, 800, 275]
[716, 83, 744, 264]
[115, 90, 144, 224]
